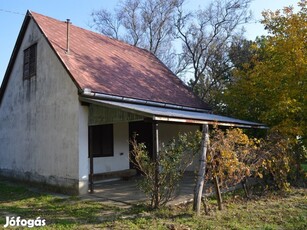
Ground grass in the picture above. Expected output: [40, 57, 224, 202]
[0, 177, 306, 229]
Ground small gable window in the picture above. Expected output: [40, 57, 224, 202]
[23, 44, 37, 79]
[89, 124, 114, 157]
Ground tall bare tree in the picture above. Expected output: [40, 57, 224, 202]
[90, 0, 252, 105]
[175, 0, 252, 104]
[90, 0, 184, 71]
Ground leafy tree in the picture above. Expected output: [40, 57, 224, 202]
[228, 38, 256, 71]
[222, 1, 307, 182]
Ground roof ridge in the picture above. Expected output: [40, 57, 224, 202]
[29, 10, 154, 57]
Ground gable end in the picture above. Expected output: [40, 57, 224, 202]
[0, 11, 81, 106]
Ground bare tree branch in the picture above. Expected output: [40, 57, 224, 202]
[175, 0, 252, 104]
[90, 9, 121, 39]
[90, 0, 184, 72]
[90, 0, 252, 104]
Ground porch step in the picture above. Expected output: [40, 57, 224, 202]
[91, 169, 137, 182]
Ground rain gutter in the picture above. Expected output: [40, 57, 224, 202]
[81, 88, 211, 113]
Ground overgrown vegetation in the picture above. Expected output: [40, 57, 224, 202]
[0, 178, 306, 229]
[130, 125, 306, 214]
[202, 128, 260, 212]
[221, 1, 307, 188]
[129, 132, 201, 209]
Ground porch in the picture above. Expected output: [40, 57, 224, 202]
[81, 173, 253, 208]
[81, 95, 266, 196]
[82, 172, 198, 207]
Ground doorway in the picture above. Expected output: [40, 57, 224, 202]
[129, 121, 153, 170]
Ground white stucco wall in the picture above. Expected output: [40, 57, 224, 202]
[87, 105, 137, 175]
[78, 105, 89, 194]
[159, 123, 200, 145]
[92, 122, 130, 174]
[90, 121, 199, 175]
[0, 19, 83, 194]
[159, 123, 200, 171]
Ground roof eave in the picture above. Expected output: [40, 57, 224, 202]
[81, 90, 211, 113]
[80, 96, 268, 129]
[153, 116, 268, 129]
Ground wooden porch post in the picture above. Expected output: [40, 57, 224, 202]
[193, 124, 209, 215]
[89, 132, 94, 193]
[89, 155, 94, 193]
[152, 120, 160, 208]
[152, 121, 159, 160]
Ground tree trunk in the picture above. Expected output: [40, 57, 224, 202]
[242, 178, 249, 199]
[201, 197, 209, 215]
[214, 175, 223, 210]
[193, 124, 209, 215]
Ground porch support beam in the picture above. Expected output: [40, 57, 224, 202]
[152, 120, 160, 208]
[89, 142, 94, 193]
[152, 121, 159, 161]
[193, 124, 209, 215]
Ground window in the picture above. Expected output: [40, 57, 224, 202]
[89, 124, 114, 157]
[23, 44, 37, 79]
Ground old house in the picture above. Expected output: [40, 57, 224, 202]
[0, 11, 265, 195]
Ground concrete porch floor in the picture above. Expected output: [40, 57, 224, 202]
[81, 172, 199, 207]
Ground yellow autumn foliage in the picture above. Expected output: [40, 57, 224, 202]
[223, 1, 306, 145]
[206, 128, 260, 188]
[221, 2, 306, 189]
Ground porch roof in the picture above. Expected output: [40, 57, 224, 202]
[80, 97, 267, 129]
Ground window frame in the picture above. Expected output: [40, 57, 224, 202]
[88, 124, 114, 158]
[23, 43, 37, 79]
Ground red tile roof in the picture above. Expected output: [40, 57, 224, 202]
[30, 11, 210, 110]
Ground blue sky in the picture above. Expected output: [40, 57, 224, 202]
[0, 0, 299, 83]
